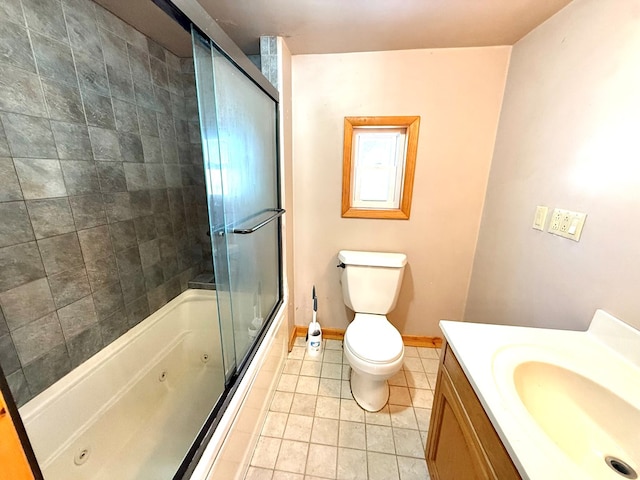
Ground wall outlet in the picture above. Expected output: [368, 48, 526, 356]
[548, 208, 587, 241]
[532, 206, 548, 231]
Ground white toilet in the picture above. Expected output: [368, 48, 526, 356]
[338, 250, 407, 412]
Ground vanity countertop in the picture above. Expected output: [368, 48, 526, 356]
[439, 310, 640, 480]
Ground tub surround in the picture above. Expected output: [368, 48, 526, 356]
[0, 0, 212, 406]
[436, 310, 640, 480]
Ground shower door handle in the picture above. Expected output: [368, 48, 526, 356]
[232, 208, 285, 234]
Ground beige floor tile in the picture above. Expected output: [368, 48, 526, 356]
[340, 399, 364, 423]
[341, 365, 350, 380]
[304, 349, 324, 362]
[397, 456, 430, 480]
[296, 376, 320, 395]
[290, 346, 306, 360]
[389, 405, 418, 430]
[393, 428, 424, 458]
[367, 452, 399, 480]
[366, 424, 395, 454]
[403, 346, 419, 357]
[306, 443, 337, 478]
[388, 370, 407, 387]
[284, 414, 314, 442]
[300, 360, 322, 377]
[417, 347, 439, 359]
[293, 337, 307, 347]
[404, 371, 429, 389]
[323, 349, 343, 364]
[403, 357, 424, 372]
[251, 436, 282, 469]
[291, 393, 317, 416]
[271, 391, 294, 413]
[263, 411, 288, 438]
[338, 420, 366, 450]
[409, 388, 433, 409]
[246, 466, 274, 480]
[321, 362, 342, 379]
[413, 407, 432, 432]
[337, 447, 367, 480]
[310, 417, 339, 446]
[272, 470, 304, 480]
[315, 396, 340, 419]
[278, 374, 299, 392]
[275, 439, 308, 474]
[365, 405, 391, 426]
[420, 358, 439, 374]
[426, 372, 438, 389]
[389, 386, 412, 406]
[318, 378, 341, 398]
[283, 359, 303, 375]
[340, 380, 353, 400]
[325, 339, 342, 350]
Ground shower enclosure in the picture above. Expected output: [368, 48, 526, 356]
[191, 28, 283, 383]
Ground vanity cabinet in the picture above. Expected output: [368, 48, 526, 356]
[426, 343, 521, 480]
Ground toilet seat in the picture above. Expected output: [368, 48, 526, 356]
[344, 314, 403, 364]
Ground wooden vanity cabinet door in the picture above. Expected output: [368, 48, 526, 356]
[426, 365, 492, 480]
[0, 390, 35, 480]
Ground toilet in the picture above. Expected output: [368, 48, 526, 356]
[338, 250, 407, 412]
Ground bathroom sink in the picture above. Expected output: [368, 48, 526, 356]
[513, 360, 640, 479]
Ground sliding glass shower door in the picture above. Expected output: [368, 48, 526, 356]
[192, 29, 282, 380]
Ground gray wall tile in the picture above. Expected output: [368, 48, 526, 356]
[89, 127, 121, 160]
[67, 323, 102, 367]
[22, 342, 71, 397]
[37, 232, 84, 275]
[21, 0, 69, 42]
[82, 90, 115, 128]
[137, 107, 158, 137]
[0, 242, 46, 292]
[0, 18, 36, 73]
[0, 0, 27, 27]
[125, 295, 149, 327]
[92, 281, 123, 320]
[12, 311, 64, 364]
[150, 56, 168, 88]
[6, 370, 31, 407]
[141, 135, 162, 163]
[2, 114, 57, 158]
[14, 158, 67, 199]
[128, 44, 151, 82]
[102, 192, 133, 223]
[96, 161, 126, 193]
[107, 65, 134, 102]
[57, 295, 97, 338]
[31, 32, 77, 85]
[0, 308, 8, 336]
[60, 160, 100, 195]
[123, 162, 147, 190]
[112, 99, 139, 134]
[51, 121, 94, 160]
[99, 307, 127, 344]
[0, 201, 35, 247]
[0, 123, 11, 157]
[0, 278, 55, 330]
[25, 198, 75, 239]
[65, 6, 103, 61]
[77, 225, 113, 263]
[69, 194, 107, 230]
[108, 220, 136, 252]
[75, 52, 109, 96]
[100, 28, 129, 71]
[85, 254, 118, 291]
[147, 38, 165, 62]
[42, 79, 85, 123]
[47, 267, 91, 308]
[118, 133, 143, 163]
[0, 334, 22, 375]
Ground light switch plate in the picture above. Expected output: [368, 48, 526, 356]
[532, 206, 548, 231]
[548, 208, 587, 241]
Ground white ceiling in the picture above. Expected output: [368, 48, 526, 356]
[196, 0, 574, 55]
[97, 0, 574, 58]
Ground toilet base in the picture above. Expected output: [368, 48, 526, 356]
[350, 369, 390, 412]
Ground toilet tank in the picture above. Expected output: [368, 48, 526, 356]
[338, 250, 407, 315]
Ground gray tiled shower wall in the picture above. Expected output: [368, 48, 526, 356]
[0, 0, 213, 406]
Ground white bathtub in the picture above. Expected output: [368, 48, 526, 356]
[20, 289, 225, 480]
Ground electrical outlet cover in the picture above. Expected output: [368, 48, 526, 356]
[548, 208, 587, 241]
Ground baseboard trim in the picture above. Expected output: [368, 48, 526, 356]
[288, 326, 298, 352]
[292, 325, 441, 348]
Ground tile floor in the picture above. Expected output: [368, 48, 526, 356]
[245, 337, 440, 480]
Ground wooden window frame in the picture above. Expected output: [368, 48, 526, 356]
[341, 116, 420, 220]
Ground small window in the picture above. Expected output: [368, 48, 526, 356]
[342, 116, 420, 219]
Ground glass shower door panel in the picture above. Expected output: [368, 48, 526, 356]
[192, 31, 237, 380]
[211, 49, 280, 367]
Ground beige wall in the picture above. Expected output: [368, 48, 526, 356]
[465, 0, 640, 331]
[291, 47, 510, 336]
[278, 39, 296, 340]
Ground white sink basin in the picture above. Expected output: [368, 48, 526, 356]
[513, 360, 640, 479]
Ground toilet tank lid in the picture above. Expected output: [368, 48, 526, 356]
[338, 250, 407, 268]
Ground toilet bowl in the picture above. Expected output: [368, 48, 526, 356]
[337, 250, 407, 412]
[344, 313, 404, 411]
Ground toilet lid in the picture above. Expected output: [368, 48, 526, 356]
[345, 314, 404, 364]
